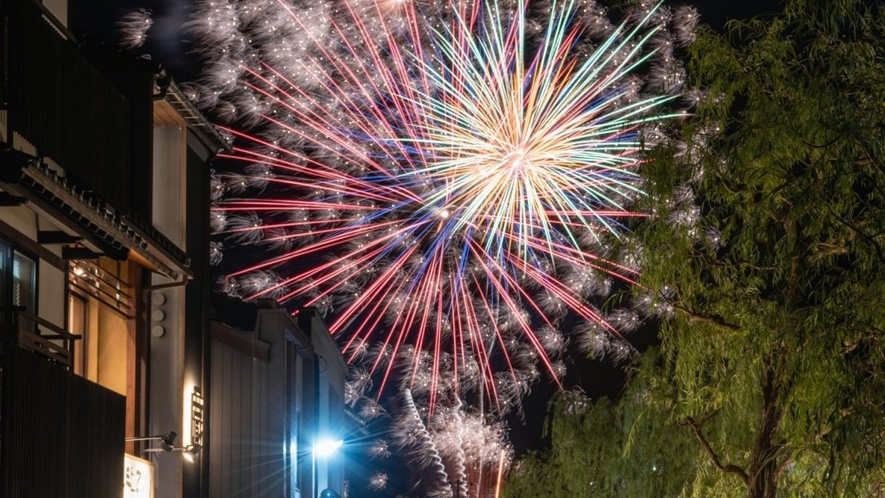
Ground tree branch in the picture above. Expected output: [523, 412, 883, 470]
[810, 243, 848, 261]
[825, 204, 885, 264]
[682, 416, 750, 484]
[673, 304, 741, 331]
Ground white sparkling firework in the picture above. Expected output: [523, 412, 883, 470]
[118, 8, 153, 49]
[190, 0, 700, 488]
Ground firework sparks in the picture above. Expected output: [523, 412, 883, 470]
[196, 0, 694, 412]
[118, 8, 153, 49]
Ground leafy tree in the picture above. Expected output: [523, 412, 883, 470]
[503, 375, 700, 498]
[506, 1, 885, 497]
[503, 392, 623, 497]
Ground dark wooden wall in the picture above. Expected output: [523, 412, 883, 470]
[1, 345, 125, 498]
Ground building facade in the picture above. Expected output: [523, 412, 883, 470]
[208, 296, 347, 498]
[0, 0, 226, 496]
[1, 2, 348, 497]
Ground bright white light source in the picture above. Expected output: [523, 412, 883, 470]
[313, 438, 343, 458]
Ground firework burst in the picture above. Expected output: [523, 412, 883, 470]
[195, 0, 695, 413]
[118, 8, 154, 49]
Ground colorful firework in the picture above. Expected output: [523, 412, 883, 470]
[390, 390, 512, 497]
[195, 0, 696, 413]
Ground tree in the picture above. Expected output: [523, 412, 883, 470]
[639, 0, 885, 495]
[507, 1, 885, 497]
[502, 392, 623, 497]
[502, 376, 701, 498]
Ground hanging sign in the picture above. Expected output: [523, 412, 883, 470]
[124, 454, 154, 498]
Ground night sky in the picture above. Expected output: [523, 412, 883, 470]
[71, 0, 776, 448]
[70, 0, 777, 84]
[68, 0, 777, 493]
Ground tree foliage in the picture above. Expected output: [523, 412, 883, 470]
[503, 371, 701, 498]
[505, 1, 885, 496]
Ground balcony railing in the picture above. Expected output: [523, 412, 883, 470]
[0, 306, 80, 368]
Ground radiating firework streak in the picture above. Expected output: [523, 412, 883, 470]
[197, 0, 695, 412]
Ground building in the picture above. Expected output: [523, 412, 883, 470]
[1, 1, 349, 496]
[208, 295, 347, 498]
[0, 0, 227, 496]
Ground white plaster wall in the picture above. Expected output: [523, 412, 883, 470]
[0, 204, 75, 260]
[152, 126, 185, 247]
[37, 263, 65, 329]
[0, 206, 37, 240]
[149, 283, 185, 498]
[150, 124, 187, 498]
[41, 0, 67, 27]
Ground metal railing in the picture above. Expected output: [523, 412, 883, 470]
[0, 306, 80, 368]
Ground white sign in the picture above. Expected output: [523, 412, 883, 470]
[124, 454, 154, 498]
[191, 386, 205, 446]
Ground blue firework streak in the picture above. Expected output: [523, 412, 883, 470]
[196, 0, 694, 411]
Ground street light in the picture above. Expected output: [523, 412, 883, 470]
[313, 438, 343, 458]
[182, 443, 203, 463]
[312, 438, 343, 498]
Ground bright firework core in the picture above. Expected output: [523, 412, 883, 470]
[506, 148, 527, 169]
[203, 0, 694, 416]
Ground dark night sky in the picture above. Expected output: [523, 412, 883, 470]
[70, 0, 779, 82]
[70, 0, 776, 431]
[67, 0, 778, 491]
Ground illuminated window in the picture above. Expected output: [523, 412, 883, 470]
[66, 258, 133, 394]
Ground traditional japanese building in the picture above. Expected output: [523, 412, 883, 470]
[0, 0, 226, 496]
[2, 2, 349, 497]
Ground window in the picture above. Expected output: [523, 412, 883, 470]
[66, 258, 133, 394]
[0, 240, 38, 327]
[12, 251, 36, 311]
